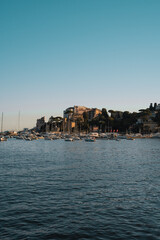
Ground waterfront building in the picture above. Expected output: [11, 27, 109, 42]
[63, 106, 90, 119]
[88, 108, 102, 121]
[63, 106, 101, 121]
[63, 106, 102, 133]
[46, 116, 63, 132]
[36, 116, 63, 133]
[63, 107, 74, 119]
[36, 117, 45, 131]
[156, 104, 160, 111]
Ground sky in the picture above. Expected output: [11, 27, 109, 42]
[0, 0, 160, 130]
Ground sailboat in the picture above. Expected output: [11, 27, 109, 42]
[0, 112, 7, 141]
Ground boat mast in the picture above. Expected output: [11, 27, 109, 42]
[107, 119, 109, 132]
[1, 112, 3, 133]
[18, 111, 20, 131]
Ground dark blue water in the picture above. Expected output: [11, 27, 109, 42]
[0, 138, 160, 240]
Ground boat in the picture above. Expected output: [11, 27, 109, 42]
[151, 133, 160, 138]
[32, 136, 38, 140]
[118, 135, 127, 139]
[126, 133, 143, 139]
[74, 136, 81, 140]
[85, 137, 95, 142]
[88, 132, 99, 138]
[52, 136, 60, 140]
[0, 113, 6, 141]
[38, 136, 44, 139]
[44, 136, 53, 140]
[0, 137, 7, 141]
[127, 137, 135, 140]
[16, 135, 24, 140]
[65, 138, 74, 141]
[25, 137, 32, 141]
[99, 133, 109, 139]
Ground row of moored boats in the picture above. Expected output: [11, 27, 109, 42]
[1, 132, 160, 142]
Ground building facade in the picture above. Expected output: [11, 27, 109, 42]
[36, 117, 45, 131]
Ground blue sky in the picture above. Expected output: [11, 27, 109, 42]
[0, 0, 160, 130]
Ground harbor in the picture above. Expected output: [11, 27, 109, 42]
[1, 103, 160, 142]
[0, 131, 159, 142]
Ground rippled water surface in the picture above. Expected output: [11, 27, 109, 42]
[0, 138, 160, 240]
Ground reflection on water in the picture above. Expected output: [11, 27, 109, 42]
[0, 139, 160, 240]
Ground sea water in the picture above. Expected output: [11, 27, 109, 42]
[0, 138, 160, 240]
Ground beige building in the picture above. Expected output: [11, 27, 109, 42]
[63, 106, 91, 119]
[63, 106, 102, 133]
[63, 106, 101, 120]
[88, 108, 101, 121]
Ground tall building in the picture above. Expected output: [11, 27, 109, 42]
[36, 117, 45, 131]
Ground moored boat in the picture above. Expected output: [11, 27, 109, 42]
[0, 137, 7, 141]
[127, 137, 135, 140]
[151, 133, 160, 138]
[74, 136, 81, 140]
[85, 137, 95, 142]
[44, 137, 53, 140]
[25, 137, 32, 141]
[65, 138, 74, 141]
[16, 136, 24, 140]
